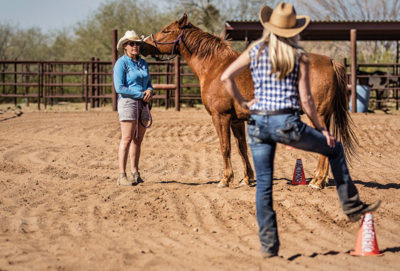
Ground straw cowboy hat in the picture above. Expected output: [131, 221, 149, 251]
[259, 2, 310, 38]
[117, 30, 144, 52]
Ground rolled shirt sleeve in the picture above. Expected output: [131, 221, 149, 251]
[144, 61, 153, 91]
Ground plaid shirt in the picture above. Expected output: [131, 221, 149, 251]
[249, 42, 300, 111]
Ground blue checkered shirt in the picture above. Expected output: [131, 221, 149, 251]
[249, 42, 300, 111]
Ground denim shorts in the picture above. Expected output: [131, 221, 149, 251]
[118, 97, 150, 122]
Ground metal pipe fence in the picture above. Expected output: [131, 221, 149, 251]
[0, 57, 201, 111]
[343, 59, 400, 110]
[3, 58, 398, 112]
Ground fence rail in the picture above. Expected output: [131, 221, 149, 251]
[0, 56, 200, 111]
[2, 57, 400, 111]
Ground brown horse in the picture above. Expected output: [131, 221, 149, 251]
[143, 14, 357, 189]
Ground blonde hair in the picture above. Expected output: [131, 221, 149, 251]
[246, 29, 306, 80]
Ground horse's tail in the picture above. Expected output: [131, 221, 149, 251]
[330, 60, 359, 161]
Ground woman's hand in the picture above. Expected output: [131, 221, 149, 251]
[321, 129, 336, 148]
[240, 99, 257, 109]
[143, 89, 153, 103]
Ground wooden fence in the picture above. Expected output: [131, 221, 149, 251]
[0, 56, 200, 111]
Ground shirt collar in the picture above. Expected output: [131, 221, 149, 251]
[123, 54, 142, 64]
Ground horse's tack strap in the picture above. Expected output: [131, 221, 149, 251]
[135, 100, 153, 140]
[150, 32, 184, 61]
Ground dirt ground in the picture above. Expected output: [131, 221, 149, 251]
[0, 104, 399, 271]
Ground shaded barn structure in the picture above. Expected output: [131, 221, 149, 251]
[224, 20, 400, 112]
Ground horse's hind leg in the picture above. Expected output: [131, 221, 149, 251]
[308, 114, 330, 189]
[211, 113, 234, 187]
[231, 119, 255, 186]
[309, 155, 329, 189]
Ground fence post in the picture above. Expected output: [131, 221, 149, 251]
[43, 63, 47, 109]
[50, 63, 54, 107]
[1, 64, 5, 99]
[60, 64, 64, 96]
[25, 64, 30, 106]
[396, 42, 399, 110]
[350, 29, 357, 113]
[14, 62, 17, 106]
[85, 62, 89, 111]
[90, 57, 95, 108]
[81, 63, 85, 106]
[174, 56, 181, 111]
[95, 58, 99, 108]
[165, 63, 170, 109]
[156, 63, 160, 107]
[99, 62, 104, 106]
[37, 62, 41, 110]
[112, 29, 118, 111]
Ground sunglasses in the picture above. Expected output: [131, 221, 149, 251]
[126, 41, 141, 47]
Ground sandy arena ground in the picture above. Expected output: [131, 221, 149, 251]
[0, 104, 399, 270]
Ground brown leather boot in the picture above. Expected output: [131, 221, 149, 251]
[117, 173, 132, 186]
[347, 200, 381, 222]
[131, 171, 143, 185]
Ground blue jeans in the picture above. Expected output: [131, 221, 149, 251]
[247, 113, 363, 255]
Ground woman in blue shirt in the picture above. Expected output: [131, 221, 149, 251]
[221, 2, 380, 258]
[114, 30, 154, 186]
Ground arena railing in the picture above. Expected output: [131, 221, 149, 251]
[0, 56, 200, 111]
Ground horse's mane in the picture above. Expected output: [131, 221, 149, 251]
[182, 23, 237, 60]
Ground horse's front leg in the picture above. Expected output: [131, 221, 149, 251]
[231, 119, 255, 186]
[211, 113, 233, 187]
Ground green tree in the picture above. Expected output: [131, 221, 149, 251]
[47, 29, 74, 61]
[170, 0, 225, 34]
[0, 24, 49, 60]
[0, 23, 13, 60]
[225, 0, 280, 21]
[14, 27, 49, 60]
[70, 0, 175, 61]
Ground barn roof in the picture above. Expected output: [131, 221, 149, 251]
[225, 21, 400, 41]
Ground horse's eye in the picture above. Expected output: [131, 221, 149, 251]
[162, 30, 170, 34]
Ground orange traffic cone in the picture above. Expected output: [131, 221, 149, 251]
[350, 212, 383, 256]
[292, 159, 306, 185]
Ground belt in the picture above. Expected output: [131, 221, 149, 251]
[250, 109, 299, 116]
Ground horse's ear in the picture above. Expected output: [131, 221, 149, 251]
[178, 13, 188, 28]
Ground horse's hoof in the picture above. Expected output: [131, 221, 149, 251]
[239, 179, 256, 187]
[217, 181, 229, 188]
[309, 183, 322, 190]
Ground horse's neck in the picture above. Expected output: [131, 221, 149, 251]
[180, 51, 207, 79]
[179, 43, 231, 82]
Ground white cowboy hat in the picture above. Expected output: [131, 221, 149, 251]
[117, 30, 144, 52]
[259, 2, 310, 38]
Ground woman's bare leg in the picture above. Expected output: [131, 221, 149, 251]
[129, 121, 147, 173]
[118, 121, 134, 173]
